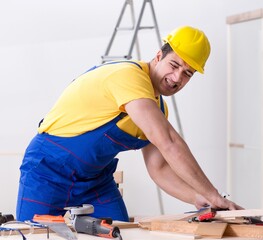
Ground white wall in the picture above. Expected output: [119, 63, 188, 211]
[0, 0, 262, 218]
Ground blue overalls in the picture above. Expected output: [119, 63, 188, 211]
[16, 61, 165, 221]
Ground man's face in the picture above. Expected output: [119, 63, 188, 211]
[150, 50, 195, 96]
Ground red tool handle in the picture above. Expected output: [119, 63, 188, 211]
[198, 212, 216, 221]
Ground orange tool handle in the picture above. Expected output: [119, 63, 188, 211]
[94, 220, 120, 238]
[33, 214, 65, 223]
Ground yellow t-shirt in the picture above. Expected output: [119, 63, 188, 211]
[38, 61, 168, 139]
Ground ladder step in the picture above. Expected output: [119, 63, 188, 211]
[101, 55, 130, 61]
[116, 27, 134, 31]
[139, 26, 155, 29]
[116, 26, 155, 31]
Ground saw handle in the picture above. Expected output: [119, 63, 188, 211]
[33, 214, 65, 223]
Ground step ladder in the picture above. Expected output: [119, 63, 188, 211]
[102, 0, 185, 215]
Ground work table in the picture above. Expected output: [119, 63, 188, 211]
[5, 228, 254, 240]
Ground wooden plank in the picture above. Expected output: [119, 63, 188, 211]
[225, 224, 263, 239]
[226, 9, 263, 24]
[147, 220, 263, 238]
[150, 220, 197, 234]
[138, 209, 263, 225]
[215, 209, 263, 218]
[195, 222, 227, 239]
[139, 209, 263, 223]
[118, 188, 123, 196]
[138, 221, 152, 230]
[214, 217, 249, 224]
[113, 171, 123, 184]
[114, 171, 123, 195]
[113, 221, 139, 229]
[137, 213, 193, 223]
[150, 231, 200, 239]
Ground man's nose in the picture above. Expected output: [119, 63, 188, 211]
[172, 70, 183, 83]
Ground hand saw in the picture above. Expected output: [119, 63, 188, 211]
[33, 214, 78, 240]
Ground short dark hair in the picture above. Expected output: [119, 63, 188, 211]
[160, 43, 173, 59]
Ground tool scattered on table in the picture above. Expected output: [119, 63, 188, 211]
[188, 209, 216, 222]
[33, 214, 78, 240]
[65, 204, 123, 240]
[0, 212, 14, 224]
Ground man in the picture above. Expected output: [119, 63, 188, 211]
[16, 26, 242, 221]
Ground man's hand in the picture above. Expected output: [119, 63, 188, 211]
[194, 193, 243, 210]
[194, 193, 211, 209]
[212, 195, 244, 210]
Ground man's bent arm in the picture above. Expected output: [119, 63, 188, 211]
[125, 98, 241, 210]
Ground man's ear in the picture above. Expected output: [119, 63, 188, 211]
[154, 50, 163, 63]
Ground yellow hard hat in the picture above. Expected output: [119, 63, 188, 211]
[163, 26, 211, 74]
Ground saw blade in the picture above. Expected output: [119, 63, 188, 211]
[46, 222, 77, 240]
[32, 214, 77, 240]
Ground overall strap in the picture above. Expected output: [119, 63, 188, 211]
[159, 95, 165, 114]
[85, 60, 142, 73]
[101, 60, 142, 70]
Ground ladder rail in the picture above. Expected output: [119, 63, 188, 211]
[148, 0, 162, 48]
[103, 0, 131, 58]
[126, 0, 147, 59]
[127, 0, 161, 58]
[130, 0, 141, 60]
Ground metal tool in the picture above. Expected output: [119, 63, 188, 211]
[65, 204, 122, 239]
[0, 212, 14, 224]
[33, 214, 78, 240]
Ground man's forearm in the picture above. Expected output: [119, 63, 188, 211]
[150, 160, 199, 205]
[142, 144, 207, 207]
[160, 136, 219, 201]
